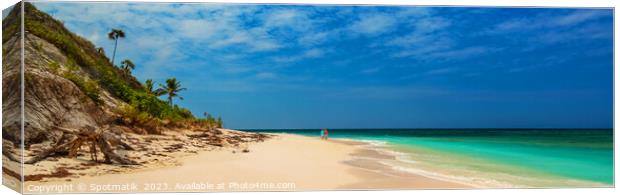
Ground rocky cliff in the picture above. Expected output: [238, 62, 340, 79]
[3, 3, 145, 146]
[1, 4, 269, 183]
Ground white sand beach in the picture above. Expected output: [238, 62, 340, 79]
[21, 133, 470, 193]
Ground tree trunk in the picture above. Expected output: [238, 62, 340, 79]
[96, 137, 137, 165]
[25, 137, 75, 164]
[111, 37, 118, 65]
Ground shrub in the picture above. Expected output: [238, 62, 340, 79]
[117, 104, 160, 131]
[48, 61, 61, 74]
[63, 71, 102, 104]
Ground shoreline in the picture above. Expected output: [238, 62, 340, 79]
[328, 135, 611, 189]
[22, 132, 471, 193]
[324, 136, 473, 190]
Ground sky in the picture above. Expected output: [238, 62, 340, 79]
[26, 2, 613, 129]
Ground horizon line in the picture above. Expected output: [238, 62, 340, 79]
[236, 127, 614, 130]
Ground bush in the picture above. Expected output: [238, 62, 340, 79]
[194, 114, 223, 129]
[48, 61, 61, 74]
[63, 71, 102, 104]
[116, 105, 162, 134]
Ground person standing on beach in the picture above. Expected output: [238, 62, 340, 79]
[320, 129, 325, 139]
[324, 129, 329, 140]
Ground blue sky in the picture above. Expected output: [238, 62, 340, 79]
[30, 2, 613, 129]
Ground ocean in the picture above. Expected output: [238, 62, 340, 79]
[240, 128, 613, 188]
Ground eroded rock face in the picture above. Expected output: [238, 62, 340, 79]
[2, 34, 25, 145]
[2, 33, 113, 146]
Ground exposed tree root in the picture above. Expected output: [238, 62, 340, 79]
[25, 126, 137, 165]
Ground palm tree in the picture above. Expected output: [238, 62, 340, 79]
[160, 78, 186, 105]
[108, 28, 125, 65]
[145, 79, 155, 94]
[145, 79, 166, 96]
[120, 59, 135, 74]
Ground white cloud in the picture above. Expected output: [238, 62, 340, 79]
[170, 6, 285, 52]
[273, 48, 326, 63]
[551, 10, 608, 27]
[374, 14, 458, 60]
[177, 19, 219, 40]
[490, 19, 533, 33]
[487, 10, 609, 34]
[249, 40, 282, 52]
[303, 48, 324, 58]
[413, 17, 451, 33]
[262, 9, 313, 31]
[395, 7, 432, 18]
[348, 14, 397, 36]
[33, 2, 610, 96]
[297, 31, 331, 46]
[210, 31, 252, 48]
[390, 37, 453, 58]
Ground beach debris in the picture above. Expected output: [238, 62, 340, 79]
[25, 126, 138, 165]
[187, 129, 226, 147]
[163, 143, 184, 152]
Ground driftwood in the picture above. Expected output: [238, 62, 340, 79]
[25, 126, 137, 165]
[25, 132, 72, 164]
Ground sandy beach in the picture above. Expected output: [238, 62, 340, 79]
[21, 133, 470, 193]
[2, 3, 613, 193]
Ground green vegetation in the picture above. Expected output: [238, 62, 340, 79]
[2, 5, 20, 43]
[199, 114, 224, 128]
[144, 79, 165, 96]
[144, 79, 155, 94]
[48, 61, 61, 74]
[63, 70, 102, 104]
[5, 3, 226, 130]
[107, 28, 125, 65]
[116, 105, 161, 134]
[33, 42, 43, 52]
[16, 3, 193, 120]
[121, 59, 135, 74]
[217, 117, 224, 128]
[159, 78, 187, 106]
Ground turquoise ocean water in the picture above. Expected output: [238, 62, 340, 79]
[241, 129, 613, 188]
